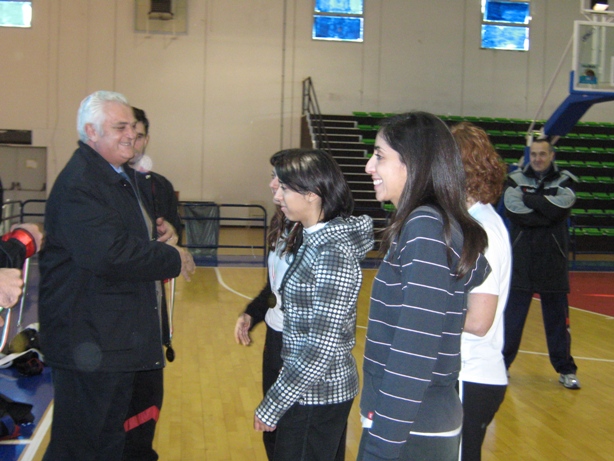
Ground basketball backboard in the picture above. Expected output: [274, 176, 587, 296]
[573, 20, 614, 93]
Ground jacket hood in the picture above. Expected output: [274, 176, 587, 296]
[303, 215, 374, 261]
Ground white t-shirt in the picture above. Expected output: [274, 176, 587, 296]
[264, 241, 292, 332]
[460, 202, 512, 386]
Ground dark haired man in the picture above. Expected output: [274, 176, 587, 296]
[502, 139, 580, 389]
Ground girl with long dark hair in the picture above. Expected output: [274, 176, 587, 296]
[358, 112, 490, 461]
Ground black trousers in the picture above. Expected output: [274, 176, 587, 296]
[262, 325, 284, 460]
[503, 289, 577, 374]
[122, 368, 164, 461]
[43, 368, 135, 461]
[273, 399, 352, 461]
[459, 381, 507, 461]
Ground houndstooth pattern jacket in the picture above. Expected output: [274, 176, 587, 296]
[255, 215, 374, 427]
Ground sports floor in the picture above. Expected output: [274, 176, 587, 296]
[1, 247, 613, 460]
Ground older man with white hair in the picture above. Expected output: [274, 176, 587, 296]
[39, 91, 194, 460]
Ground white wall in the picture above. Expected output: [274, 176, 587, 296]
[0, 0, 608, 218]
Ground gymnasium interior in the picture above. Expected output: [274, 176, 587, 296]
[1, 1, 613, 460]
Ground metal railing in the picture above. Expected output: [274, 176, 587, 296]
[302, 77, 331, 154]
[179, 202, 269, 267]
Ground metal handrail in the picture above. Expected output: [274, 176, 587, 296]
[302, 77, 331, 154]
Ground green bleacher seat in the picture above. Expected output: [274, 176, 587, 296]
[593, 192, 610, 200]
[605, 209, 614, 215]
[569, 160, 586, 167]
[503, 130, 518, 136]
[597, 176, 614, 183]
[369, 112, 386, 118]
[357, 124, 373, 131]
[571, 208, 587, 215]
[503, 157, 518, 165]
[585, 161, 601, 167]
[362, 138, 376, 145]
[487, 130, 503, 136]
[575, 192, 593, 200]
[593, 133, 610, 141]
[566, 133, 579, 138]
[590, 147, 606, 153]
[601, 161, 614, 168]
[556, 160, 570, 167]
[464, 116, 480, 122]
[511, 144, 526, 151]
[556, 146, 574, 152]
[579, 176, 598, 183]
[353, 111, 369, 117]
[603, 228, 614, 237]
[574, 146, 590, 153]
[586, 209, 606, 216]
[494, 143, 510, 150]
[382, 203, 396, 212]
[583, 228, 603, 236]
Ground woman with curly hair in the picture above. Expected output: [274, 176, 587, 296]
[451, 121, 511, 461]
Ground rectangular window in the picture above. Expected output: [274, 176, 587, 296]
[481, 1, 530, 51]
[313, 0, 364, 42]
[0, 1, 32, 28]
[484, 1, 530, 24]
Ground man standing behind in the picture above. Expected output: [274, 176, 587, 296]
[121, 106, 187, 460]
[130, 107, 183, 243]
[502, 139, 580, 389]
[39, 91, 194, 460]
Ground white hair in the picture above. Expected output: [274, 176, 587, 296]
[76, 91, 129, 142]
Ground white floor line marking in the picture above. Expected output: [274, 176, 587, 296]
[18, 402, 53, 461]
[517, 350, 614, 363]
[214, 267, 252, 300]
[531, 295, 614, 319]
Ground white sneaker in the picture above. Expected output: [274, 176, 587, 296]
[559, 373, 581, 389]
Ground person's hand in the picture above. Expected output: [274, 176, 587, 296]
[156, 218, 177, 243]
[10, 223, 44, 253]
[174, 247, 195, 282]
[234, 313, 253, 345]
[254, 414, 276, 432]
[0, 268, 24, 309]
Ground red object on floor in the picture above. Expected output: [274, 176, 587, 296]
[568, 272, 614, 317]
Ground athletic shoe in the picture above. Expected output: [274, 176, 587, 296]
[559, 373, 581, 389]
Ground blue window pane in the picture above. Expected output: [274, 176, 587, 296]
[315, 0, 363, 15]
[481, 25, 529, 51]
[313, 15, 363, 42]
[0, 1, 31, 28]
[484, 1, 530, 25]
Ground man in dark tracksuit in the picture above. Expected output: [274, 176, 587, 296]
[39, 91, 191, 460]
[121, 106, 186, 461]
[502, 139, 580, 389]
